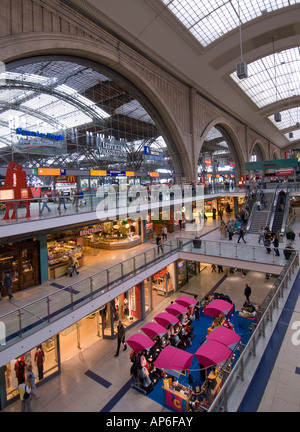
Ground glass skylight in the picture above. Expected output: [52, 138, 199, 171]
[268, 107, 300, 130]
[114, 100, 155, 124]
[230, 47, 300, 109]
[161, 0, 300, 47]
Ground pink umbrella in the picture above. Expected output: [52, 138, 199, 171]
[203, 299, 233, 318]
[206, 326, 241, 350]
[175, 296, 197, 307]
[154, 346, 193, 372]
[126, 334, 155, 353]
[141, 322, 168, 339]
[195, 339, 233, 369]
[154, 312, 179, 328]
[165, 303, 188, 316]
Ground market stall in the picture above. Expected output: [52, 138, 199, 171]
[154, 346, 194, 412]
[175, 296, 197, 308]
[238, 302, 260, 329]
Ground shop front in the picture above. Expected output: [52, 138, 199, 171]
[47, 219, 142, 279]
[81, 219, 141, 250]
[144, 264, 176, 313]
[1, 336, 60, 407]
[0, 240, 40, 294]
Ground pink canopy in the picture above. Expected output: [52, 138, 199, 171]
[126, 334, 155, 353]
[203, 299, 233, 318]
[141, 322, 168, 339]
[195, 339, 233, 369]
[206, 326, 241, 350]
[165, 303, 188, 316]
[154, 312, 179, 328]
[154, 346, 193, 372]
[175, 296, 197, 307]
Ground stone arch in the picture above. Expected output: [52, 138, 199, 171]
[272, 149, 280, 159]
[1, 34, 191, 179]
[249, 140, 267, 161]
[199, 118, 246, 178]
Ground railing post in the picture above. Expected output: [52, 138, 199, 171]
[18, 310, 23, 338]
[121, 262, 124, 279]
[252, 246, 256, 262]
[133, 257, 136, 274]
[70, 286, 74, 309]
[90, 277, 94, 299]
[107, 270, 110, 289]
[46, 297, 51, 323]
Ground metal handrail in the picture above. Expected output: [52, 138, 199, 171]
[208, 251, 298, 412]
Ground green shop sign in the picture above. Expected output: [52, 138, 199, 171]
[245, 158, 298, 171]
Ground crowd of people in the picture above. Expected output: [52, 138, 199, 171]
[129, 297, 200, 394]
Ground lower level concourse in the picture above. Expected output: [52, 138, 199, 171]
[1, 215, 300, 413]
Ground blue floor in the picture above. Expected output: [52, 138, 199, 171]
[145, 309, 251, 410]
[238, 269, 300, 412]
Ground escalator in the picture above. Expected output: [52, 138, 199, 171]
[270, 187, 289, 235]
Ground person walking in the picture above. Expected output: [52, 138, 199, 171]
[244, 283, 252, 302]
[40, 193, 51, 215]
[237, 227, 246, 243]
[57, 190, 67, 211]
[162, 225, 168, 241]
[26, 364, 39, 400]
[156, 234, 163, 254]
[3, 271, 13, 300]
[114, 321, 127, 357]
[211, 264, 217, 273]
[272, 234, 280, 256]
[193, 295, 200, 320]
[18, 377, 31, 412]
[258, 226, 264, 244]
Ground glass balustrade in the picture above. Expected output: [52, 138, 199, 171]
[0, 236, 293, 351]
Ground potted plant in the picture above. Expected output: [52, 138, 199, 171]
[286, 228, 295, 241]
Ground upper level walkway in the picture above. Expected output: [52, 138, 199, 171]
[0, 207, 298, 364]
[1, 211, 299, 413]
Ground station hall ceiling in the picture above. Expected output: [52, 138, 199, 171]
[81, 0, 300, 150]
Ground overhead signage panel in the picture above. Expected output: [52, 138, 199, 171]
[97, 135, 127, 161]
[14, 128, 66, 155]
[245, 158, 298, 171]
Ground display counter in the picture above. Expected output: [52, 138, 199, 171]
[88, 235, 141, 250]
[48, 241, 83, 279]
[162, 379, 191, 412]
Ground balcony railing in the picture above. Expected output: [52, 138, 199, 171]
[0, 237, 290, 351]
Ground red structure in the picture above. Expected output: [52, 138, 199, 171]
[0, 162, 33, 219]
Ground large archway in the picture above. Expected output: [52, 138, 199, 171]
[0, 54, 187, 181]
[198, 121, 246, 183]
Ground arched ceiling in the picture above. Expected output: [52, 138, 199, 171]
[80, 0, 300, 150]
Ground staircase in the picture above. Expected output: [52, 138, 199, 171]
[247, 191, 274, 234]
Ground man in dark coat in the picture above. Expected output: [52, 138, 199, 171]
[114, 321, 127, 357]
[244, 284, 252, 302]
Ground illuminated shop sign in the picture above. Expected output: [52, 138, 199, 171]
[15, 128, 66, 155]
[16, 128, 64, 141]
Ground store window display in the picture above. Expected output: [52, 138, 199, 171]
[47, 237, 83, 278]
[4, 337, 58, 403]
[0, 241, 40, 292]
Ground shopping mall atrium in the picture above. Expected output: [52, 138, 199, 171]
[0, 0, 299, 414]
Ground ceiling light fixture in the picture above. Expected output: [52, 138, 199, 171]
[236, 0, 248, 79]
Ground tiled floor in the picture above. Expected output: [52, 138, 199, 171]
[1, 210, 300, 412]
